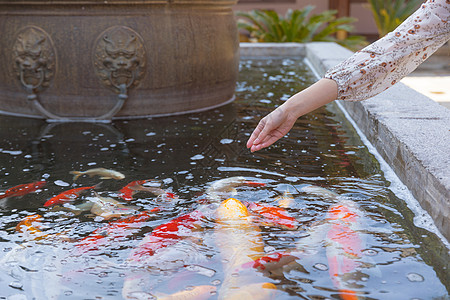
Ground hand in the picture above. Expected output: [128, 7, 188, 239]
[246, 105, 297, 152]
[245, 79, 338, 153]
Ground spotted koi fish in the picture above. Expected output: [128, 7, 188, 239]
[0, 180, 46, 200]
[43, 184, 97, 207]
[75, 209, 160, 253]
[245, 201, 298, 230]
[16, 214, 67, 242]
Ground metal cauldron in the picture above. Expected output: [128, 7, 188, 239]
[0, 0, 239, 120]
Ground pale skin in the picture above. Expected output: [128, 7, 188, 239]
[246, 78, 338, 152]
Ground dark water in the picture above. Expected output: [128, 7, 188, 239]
[0, 58, 448, 299]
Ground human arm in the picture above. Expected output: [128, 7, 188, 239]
[325, 0, 450, 101]
[246, 78, 338, 152]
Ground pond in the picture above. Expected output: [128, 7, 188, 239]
[0, 58, 448, 299]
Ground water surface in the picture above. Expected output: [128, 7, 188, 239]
[0, 58, 448, 299]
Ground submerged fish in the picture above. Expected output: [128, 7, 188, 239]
[215, 198, 277, 300]
[128, 210, 204, 263]
[43, 184, 98, 207]
[275, 191, 295, 208]
[298, 184, 339, 201]
[0, 180, 46, 200]
[245, 201, 298, 230]
[206, 177, 266, 202]
[70, 168, 125, 181]
[119, 179, 176, 201]
[325, 200, 365, 300]
[89, 192, 139, 220]
[15, 214, 68, 242]
[75, 209, 160, 253]
[154, 285, 217, 300]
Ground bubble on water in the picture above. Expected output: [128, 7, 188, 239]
[220, 139, 233, 144]
[55, 180, 70, 187]
[362, 249, 378, 256]
[146, 132, 156, 136]
[211, 279, 221, 286]
[407, 273, 424, 282]
[313, 263, 328, 271]
[64, 290, 73, 296]
[2, 150, 22, 156]
[9, 281, 23, 290]
[259, 99, 271, 104]
[190, 154, 204, 160]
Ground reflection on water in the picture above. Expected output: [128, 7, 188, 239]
[0, 59, 448, 299]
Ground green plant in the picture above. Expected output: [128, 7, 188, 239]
[236, 6, 367, 50]
[367, 0, 423, 37]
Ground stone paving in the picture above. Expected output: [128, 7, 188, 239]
[401, 52, 450, 109]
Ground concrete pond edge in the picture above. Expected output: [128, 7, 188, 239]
[239, 42, 450, 243]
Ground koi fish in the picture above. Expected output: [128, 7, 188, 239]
[89, 192, 139, 220]
[245, 201, 298, 230]
[75, 209, 160, 253]
[325, 200, 364, 300]
[128, 210, 204, 263]
[69, 168, 125, 181]
[298, 184, 339, 201]
[215, 198, 277, 300]
[0, 180, 46, 200]
[206, 177, 266, 203]
[16, 214, 68, 242]
[154, 285, 217, 300]
[119, 179, 176, 201]
[244, 251, 298, 273]
[275, 191, 295, 208]
[43, 184, 97, 207]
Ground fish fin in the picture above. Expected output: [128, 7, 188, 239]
[69, 171, 81, 181]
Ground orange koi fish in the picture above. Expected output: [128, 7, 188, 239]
[119, 179, 176, 201]
[215, 198, 277, 300]
[128, 210, 204, 263]
[245, 201, 298, 230]
[75, 209, 160, 253]
[43, 185, 97, 207]
[275, 191, 295, 208]
[0, 180, 46, 200]
[16, 214, 67, 242]
[242, 251, 298, 274]
[325, 200, 364, 300]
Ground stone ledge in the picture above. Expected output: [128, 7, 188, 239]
[239, 42, 450, 242]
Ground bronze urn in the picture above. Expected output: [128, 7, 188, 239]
[0, 0, 239, 120]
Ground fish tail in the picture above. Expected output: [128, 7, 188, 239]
[69, 171, 82, 181]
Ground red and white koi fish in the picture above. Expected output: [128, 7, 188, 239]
[43, 184, 97, 207]
[70, 167, 125, 181]
[206, 176, 265, 202]
[75, 209, 160, 253]
[119, 179, 176, 201]
[215, 198, 277, 300]
[0, 180, 46, 200]
[127, 210, 204, 263]
[245, 201, 298, 230]
[325, 200, 364, 300]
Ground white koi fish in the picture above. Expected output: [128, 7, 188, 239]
[206, 177, 265, 203]
[215, 198, 277, 300]
[70, 168, 125, 181]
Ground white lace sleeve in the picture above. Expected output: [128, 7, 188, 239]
[324, 0, 450, 102]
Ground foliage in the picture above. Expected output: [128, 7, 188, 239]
[236, 6, 367, 50]
[367, 0, 423, 37]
